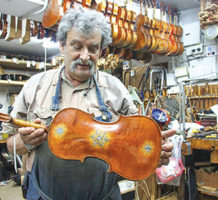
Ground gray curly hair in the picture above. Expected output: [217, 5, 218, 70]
[57, 6, 112, 49]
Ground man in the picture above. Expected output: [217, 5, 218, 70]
[4, 7, 174, 200]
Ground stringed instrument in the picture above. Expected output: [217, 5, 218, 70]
[147, 0, 158, 52]
[166, 6, 178, 56]
[75, 0, 92, 8]
[158, 2, 170, 56]
[133, 0, 147, 51]
[116, 6, 130, 48]
[63, 0, 72, 12]
[0, 108, 161, 181]
[154, 0, 169, 55]
[127, 1, 137, 49]
[97, 0, 107, 14]
[105, 1, 121, 48]
[110, 0, 126, 47]
[42, 0, 63, 29]
[142, 0, 152, 51]
[121, 3, 134, 48]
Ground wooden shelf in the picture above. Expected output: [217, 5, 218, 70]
[198, 188, 218, 197]
[0, 80, 25, 86]
[0, 58, 56, 71]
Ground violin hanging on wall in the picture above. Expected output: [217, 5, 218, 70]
[42, 0, 64, 29]
[0, 107, 161, 181]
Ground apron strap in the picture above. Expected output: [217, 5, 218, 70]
[93, 75, 112, 122]
[51, 66, 65, 111]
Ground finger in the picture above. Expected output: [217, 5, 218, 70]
[161, 150, 172, 158]
[28, 133, 47, 146]
[22, 129, 45, 142]
[33, 118, 43, 124]
[161, 129, 176, 140]
[162, 140, 174, 151]
[18, 127, 35, 136]
[159, 157, 170, 166]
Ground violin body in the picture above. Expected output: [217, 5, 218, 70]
[42, 0, 63, 28]
[48, 108, 161, 180]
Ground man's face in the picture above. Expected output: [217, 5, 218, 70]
[60, 28, 102, 82]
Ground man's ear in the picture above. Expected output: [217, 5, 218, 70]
[99, 49, 103, 57]
[59, 42, 64, 54]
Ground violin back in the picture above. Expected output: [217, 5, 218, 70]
[48, 108, 161, 180]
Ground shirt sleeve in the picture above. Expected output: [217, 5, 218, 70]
[119, 92, 138, 116]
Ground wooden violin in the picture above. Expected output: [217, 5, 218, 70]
[142, 0, 152, 51]
[147, 0, 158, 52]
[166, 6, 178, 56]
[154, 0, 169, 55]
[0, 108, 161, 181]
[133, 0, 147, 51]
[42, 0, 63, 29]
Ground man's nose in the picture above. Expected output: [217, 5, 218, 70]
[80, 48, 90, 63]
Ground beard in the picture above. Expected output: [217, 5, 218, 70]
[69, 58, 95, 81]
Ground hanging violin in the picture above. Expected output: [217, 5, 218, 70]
[0, 107, 161, 181]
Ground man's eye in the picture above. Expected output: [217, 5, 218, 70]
[89, 48, 98, 53]
[72, 46, 81, 51]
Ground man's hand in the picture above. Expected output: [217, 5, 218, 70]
[19, 118, 47, 148]
[159, 129, 176, 166]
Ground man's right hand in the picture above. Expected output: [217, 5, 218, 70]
[19, 118, 47, 148]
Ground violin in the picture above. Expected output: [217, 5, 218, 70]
[42, 0, 63, 29]
[142, 0, 152, 51]
[133, 0, 147, 51]
[154, 0, 169, 55]
[112, 6, 126, 47]
[128, 10, 137, 49]
[166, 6, 178, 56]
[146, 0, 158, 52]
[0, 107, 161, 181]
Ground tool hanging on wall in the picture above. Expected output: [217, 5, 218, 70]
[149, 67, 167, 101]
[137, 66, 151, 101]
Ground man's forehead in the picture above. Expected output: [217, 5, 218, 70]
[69, 27, 101, 38]
[67, 28, 102, 45]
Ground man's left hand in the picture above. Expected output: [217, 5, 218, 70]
[159, 129, 176, 166]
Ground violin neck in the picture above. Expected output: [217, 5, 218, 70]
[12, 118, 48, 132]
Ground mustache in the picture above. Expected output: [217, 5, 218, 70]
[71, 58, 94, 68]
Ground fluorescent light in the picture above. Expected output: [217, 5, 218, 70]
[42, 38, 59, 49]
[26, 0, 44, 5]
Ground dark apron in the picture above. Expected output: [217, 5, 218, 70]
[24, 70, 122, 200]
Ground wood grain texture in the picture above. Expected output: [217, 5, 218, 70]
[48, 108, 161, 180]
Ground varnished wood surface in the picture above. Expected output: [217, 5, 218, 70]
[48, 108, 161, 180]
